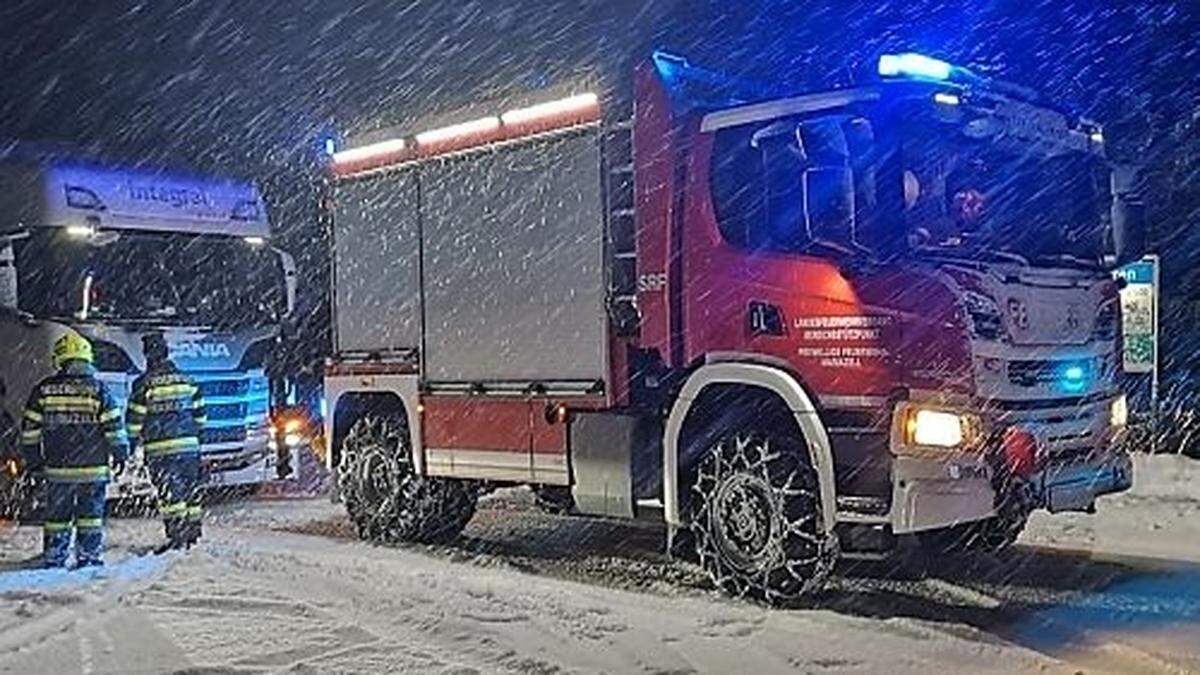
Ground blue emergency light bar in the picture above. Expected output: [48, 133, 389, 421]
[878, 53, 955, 81]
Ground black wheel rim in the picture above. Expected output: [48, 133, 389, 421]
[357, 447, 399, 512]
[343, 415, 410, 527]
[711, 471, 777, 571]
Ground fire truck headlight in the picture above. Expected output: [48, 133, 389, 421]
[904, 408, 981, 448]
[1110, 394, 1128, 429]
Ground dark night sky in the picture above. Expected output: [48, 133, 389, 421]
[3, 1, 1196, 168]
[2, 0, 1197, 367]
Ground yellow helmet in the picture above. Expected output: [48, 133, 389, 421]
[53, 331, 93, 368]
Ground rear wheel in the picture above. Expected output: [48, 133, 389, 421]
[338, 411, 476, 544]
[690, 427, 835, 604]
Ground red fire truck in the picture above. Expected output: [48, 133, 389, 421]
[323, 52, 1139, 602]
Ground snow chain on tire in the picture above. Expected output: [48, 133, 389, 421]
[338, 411, 476, 544]
[690, 430, 835, 605]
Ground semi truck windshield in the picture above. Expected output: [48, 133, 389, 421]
[14, 229, 285, 327]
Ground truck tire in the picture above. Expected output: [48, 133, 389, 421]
[689, 426, 835, 604]
[338, 411, 476, 544]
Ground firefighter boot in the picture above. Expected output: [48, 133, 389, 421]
[153, 511, 184, 554]
[42, 523, 72, 568]
[182, 502, 202, 548]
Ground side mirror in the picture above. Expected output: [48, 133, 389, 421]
[273, 247, 298, 321]
[1111, 164, 1147, 266]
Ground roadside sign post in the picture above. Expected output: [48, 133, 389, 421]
[1115, 255, 1160, 448]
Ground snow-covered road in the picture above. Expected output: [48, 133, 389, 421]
[1, 454, 1198, 675]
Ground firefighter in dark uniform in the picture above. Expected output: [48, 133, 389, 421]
[127, 333, 207, 552]
[19, 331, 129, 567]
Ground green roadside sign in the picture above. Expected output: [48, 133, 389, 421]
[1114, 256, 1158, 376]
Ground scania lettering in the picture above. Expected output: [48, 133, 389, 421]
[0, 158, 297, 506]
[324, 51, 1140, 602]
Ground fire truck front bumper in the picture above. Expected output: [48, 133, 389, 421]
[886, 394, 1133, 533]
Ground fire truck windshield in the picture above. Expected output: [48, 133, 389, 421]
[897, 105, 1113, 267]
[707, 98, 1116, 268]
[14, 228, 286, 327]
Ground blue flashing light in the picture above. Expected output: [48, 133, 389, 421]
[318, 396, 328, 419]
[323, 137, 337, 155]
[933, 92, 961, 106]
[1061, 363, 1088, 393]
[878, 53, 954, 81]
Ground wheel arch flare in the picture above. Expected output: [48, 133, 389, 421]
[663, 361, 838, 535]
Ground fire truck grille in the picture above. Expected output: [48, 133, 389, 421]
[1007, 360, 1059, 387]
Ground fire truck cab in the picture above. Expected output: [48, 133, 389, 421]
[324, 52, 1139, 602]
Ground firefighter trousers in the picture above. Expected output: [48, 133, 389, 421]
[44, 478, 107, 567]
[148, 454, 203, 546]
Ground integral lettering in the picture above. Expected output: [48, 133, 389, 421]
[127, 183, 214, 209]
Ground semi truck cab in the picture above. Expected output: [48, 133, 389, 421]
[0, 158, 296, 503]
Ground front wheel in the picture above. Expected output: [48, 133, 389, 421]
[338, 411, 476, 544]
[689, 429, 835, 604]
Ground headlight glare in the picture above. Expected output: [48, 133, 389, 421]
[906, 409, 968, 447]
[1110, 394, 1128, 428]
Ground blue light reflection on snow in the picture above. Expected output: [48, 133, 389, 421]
[0, 554, 169, 594]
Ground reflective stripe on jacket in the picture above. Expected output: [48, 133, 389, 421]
[128, 363, 207, 457]
[19, 361, 129, 475]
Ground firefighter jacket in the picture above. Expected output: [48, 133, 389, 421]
[19, 361, 130, 481]
[127, 362, 207, 458]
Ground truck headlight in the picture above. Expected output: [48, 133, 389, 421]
[1110, 394, 1128, 429]
[903, 408, 982, 448]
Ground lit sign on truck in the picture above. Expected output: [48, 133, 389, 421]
[39, 163, 271, 237]
[127, 183, 215, 210]
[170, 341, 233, 360]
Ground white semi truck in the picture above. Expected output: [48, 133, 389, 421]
[0, 157, 296, 508]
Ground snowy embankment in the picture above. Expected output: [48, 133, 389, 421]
[0, 454, 1196, 674]
[1024, 453, 1200, 563]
